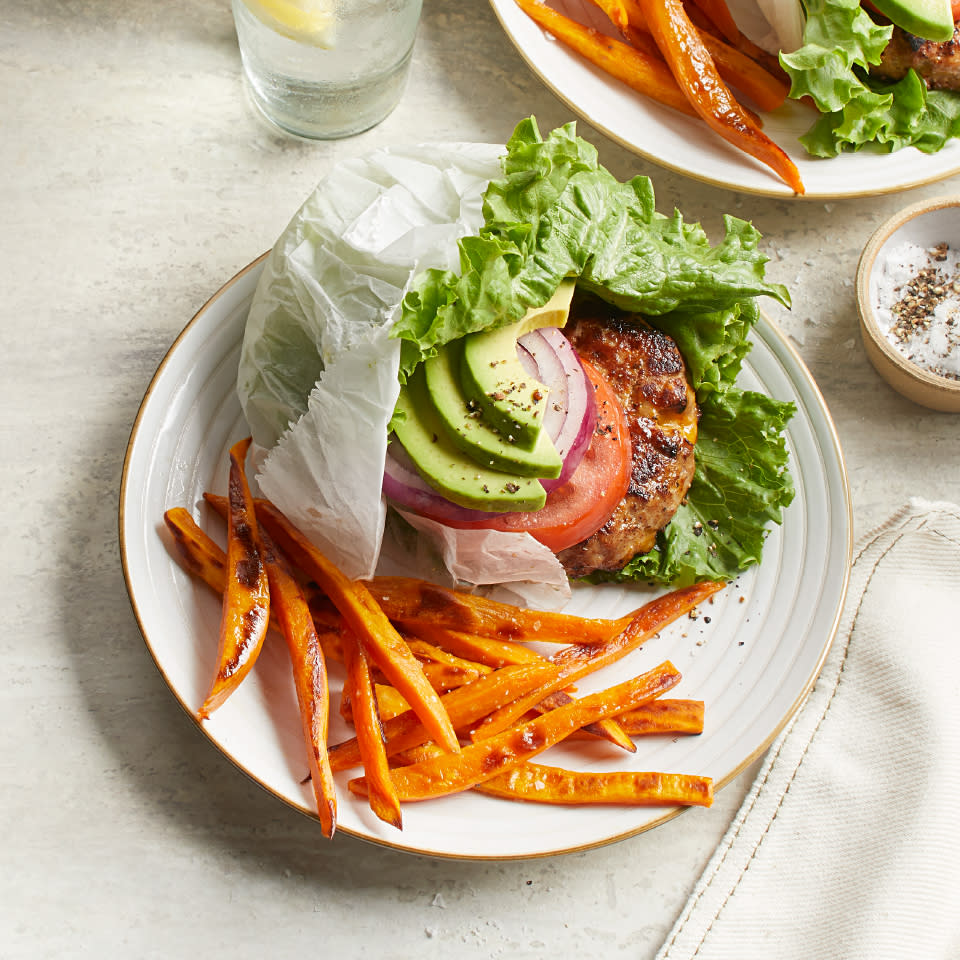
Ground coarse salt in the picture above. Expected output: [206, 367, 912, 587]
[874, 240, 960, 381]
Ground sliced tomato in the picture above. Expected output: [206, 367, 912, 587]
[424, 357, 632, 553]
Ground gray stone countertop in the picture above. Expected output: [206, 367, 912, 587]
[3, 1, 959, 957]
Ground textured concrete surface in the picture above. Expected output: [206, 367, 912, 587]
[3, 1, 959, 957]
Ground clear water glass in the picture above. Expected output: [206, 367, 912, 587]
[231, 0, 423, 140]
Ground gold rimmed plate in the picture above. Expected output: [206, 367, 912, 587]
[489, 0, 960, 199]
[119, 256, 852, 859]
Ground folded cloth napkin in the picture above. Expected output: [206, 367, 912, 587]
[657, 499, 960, 960]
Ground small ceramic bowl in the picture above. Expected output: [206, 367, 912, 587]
[856, 196, 960, 413]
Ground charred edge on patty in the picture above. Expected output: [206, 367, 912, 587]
[557, 298, 699, 579]
[873, 22, 960, 91]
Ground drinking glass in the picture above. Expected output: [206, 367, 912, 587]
[231, 0, 423, 140]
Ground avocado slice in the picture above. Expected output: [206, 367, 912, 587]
[392, 366, 547, 513]
[424, 341, 563, 478]
[871, 0, 954, 40]
[460, 279, 576, 450]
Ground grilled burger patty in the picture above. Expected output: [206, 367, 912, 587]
[873, 24, 960, 90]
[557, 303, 699, 578]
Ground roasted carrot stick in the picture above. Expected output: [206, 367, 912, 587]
[583, 0, 631, 29]
[163, 506, 344, 663]
[688, 0, 739, 43]
[197, 438, 270, 719]
[514, 0, 697, 117]
[260, 526, 337, 837]
[341, 631, 403, 830]
[475, 763, 713, 806]
[348, 662, 682, 801]
[252, 501, 460, 755]
[328, 661, 560, 773]
[627, 0, 804, 192]
[682, 0, 788, 81]
[585, 0, 787, 112]
[622, 16, 788, 112]
[471, 581, 721, 740]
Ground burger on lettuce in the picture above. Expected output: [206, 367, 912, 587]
[237, 118, 794, 608]
[761, 0, 960, 155]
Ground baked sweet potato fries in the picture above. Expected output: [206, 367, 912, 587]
[513, 0, 804, 193]
[163, 438, 724, 837]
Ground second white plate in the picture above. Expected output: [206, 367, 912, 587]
[490, 0, 960, 198]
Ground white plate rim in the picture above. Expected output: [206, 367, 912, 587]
[119, 255, 853, 860]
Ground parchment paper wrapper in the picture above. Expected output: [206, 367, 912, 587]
[236, 142, 572, 607]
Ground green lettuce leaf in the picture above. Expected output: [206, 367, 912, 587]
[780, 0, 892, 112]
[392, 118, 796, 585]
[801, 70, 960, 157]
[782, 0, 960, 156]
[392, 118, 789, 377]
[599, 388, 796, 586]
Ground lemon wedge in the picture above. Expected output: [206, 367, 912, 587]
[242, 0, 337, 47]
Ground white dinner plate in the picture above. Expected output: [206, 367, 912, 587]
[120, 255, 852, 859]
[490, 0, 960, 198]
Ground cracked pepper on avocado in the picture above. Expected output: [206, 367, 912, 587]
[237, 119, 795, 600]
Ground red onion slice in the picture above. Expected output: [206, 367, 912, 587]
[382, 441, 507, 523]
[384, 326, 597, 515]
[519, 327, 597, 490]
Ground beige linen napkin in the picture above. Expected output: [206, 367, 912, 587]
[657, 499, 960, 960]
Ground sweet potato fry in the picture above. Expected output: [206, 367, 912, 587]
[418, 660, 485, 692]
[370, 576, 629, 644]
[374, 684, 413, 722]
[475, 763, 713, 806]
[618, 698, 705, 735]
[203, 498, 642, 645]
[164, 506, 344, 663]
[252, 501, 460, 755]
[328, 661, 560, 773]
[197, 438, 270, 719]
[259, 526, 337, 837]
[341, 631, 403, 830]
[515, 689, 638, 752]
[514, 0, 697, 117]
[348, 661, 682, 801]
[405, 638, 493, 676]
[471, 581, 721, 740]
[164, 507, 228, 593]
[401, 622, 549, 668]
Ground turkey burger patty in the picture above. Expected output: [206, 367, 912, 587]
[558, 299, 699, 578]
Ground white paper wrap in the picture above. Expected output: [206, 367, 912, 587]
[236, 142, 572, 607]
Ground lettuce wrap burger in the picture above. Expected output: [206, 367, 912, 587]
[237, 118, 795, 608]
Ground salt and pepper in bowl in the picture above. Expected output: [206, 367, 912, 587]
[857, 196, 960, 413]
